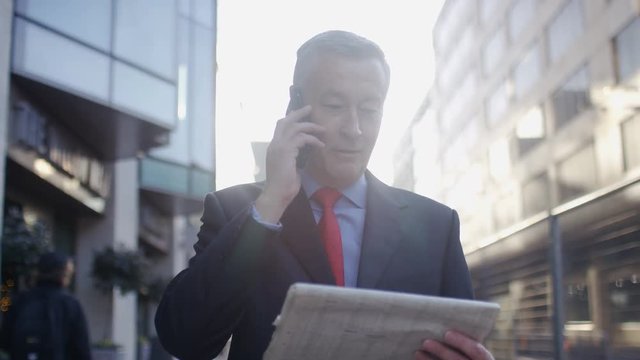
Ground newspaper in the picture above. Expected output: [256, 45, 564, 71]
[264, 283, 500, 360]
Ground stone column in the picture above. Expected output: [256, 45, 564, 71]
[76, 159, 139, 360]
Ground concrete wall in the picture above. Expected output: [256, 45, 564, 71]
[0, 0, 13, 278]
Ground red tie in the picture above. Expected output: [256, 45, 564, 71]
[313, 187, 345, 286]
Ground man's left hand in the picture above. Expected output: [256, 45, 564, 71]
[415, 331, 494, 360]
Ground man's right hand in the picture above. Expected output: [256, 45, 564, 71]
[255, 105, 325, 223]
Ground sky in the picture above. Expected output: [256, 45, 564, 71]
[215, 0, 445, 190]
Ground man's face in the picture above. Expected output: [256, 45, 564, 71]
[62, 260, 74, 288]
[300, 53, 388, 188]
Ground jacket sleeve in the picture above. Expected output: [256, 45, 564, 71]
[154, 192, 279, 359]
[0, 297, 18, 354]
[67, 298, 92, 360]
[440, 210, 474, 299]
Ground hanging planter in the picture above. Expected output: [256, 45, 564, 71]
[90, 245, 148, 356]
[91, 246, 148, 295]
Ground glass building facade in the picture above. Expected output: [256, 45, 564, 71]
[0, 1, 217, 359]
[399, 0, 640, 359]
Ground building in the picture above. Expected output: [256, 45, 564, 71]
[0, 1, 217, 359]
[399, 0, 640, 359]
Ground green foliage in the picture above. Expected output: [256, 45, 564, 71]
[1, 206, 51, 286]
[92, 338, 122, 349]
[91, 246, 148, 295]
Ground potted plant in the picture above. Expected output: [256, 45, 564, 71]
[90, 245, 148, 360]
[91, 338, 124, 360]
[91, 246, 147, 295]
[137, 336, 151, 360]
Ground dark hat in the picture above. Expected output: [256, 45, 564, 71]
[37, 251, 70, 274]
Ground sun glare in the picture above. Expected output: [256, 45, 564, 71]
[216, 0, 445, 190]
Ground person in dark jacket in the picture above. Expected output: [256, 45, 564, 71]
[0, 251, 92, 360]
[155, 30, 494, 360]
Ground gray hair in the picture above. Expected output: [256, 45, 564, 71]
[292, 30, 390, 87]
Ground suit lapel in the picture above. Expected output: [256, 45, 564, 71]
[357, 172, 407, 289]
[281, 189, 335, 285]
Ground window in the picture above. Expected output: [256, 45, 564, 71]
[566, 281, 591, 322]
[493, 192, 519, 230]
[489, 138, 511, 180]
[509, 0, 537, 41]
[193, 0, 215, 28]
[608, 273, 640, 324]
[622, 115, 640, 171]
[522, 173, 549, 217]
[440, 72, 477, 133]
[15, 0, 112, 51]
[483, 27, 507, 76]
[486, 80, 512, 127]
[552, 66, 590, 129]
[481, 0, 501, 25]
[189, 24, 215, 171]
[114, 0, 177, 80]
[446, 163, 484, 214]
[443, 137, 469, 174]
[515, 105, 545, 157]
[547, 0, 583, 64]
[615, 17, 640, 83]
[442, 118, 480, 173]
[112, 61, 176, 127]
[557, 143, 597, 203]
[434, 0, 465, 55]
[438, 26, 473, 95]
[513, 42, 542, 99]
[12, 18, 110, 101]
[151, 18, 191, 164]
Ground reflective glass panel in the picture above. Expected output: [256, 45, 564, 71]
[522, 173, 549, 217]
[486, 80, 512, 127]
[483, 27, 507, 76]
[514, 42, 542, 99]
[622, 115, 640, 171]
[190, 24, 215, 171]
[509, 0, 536, 41]
[557, 143, 597, 203]
[13, 19, 110, 101]
[112, 61, 177, 128]
[615, 17, 640, 83]
[515, 105, 545, 157]
[552, 66, 590, 129]
[481, 0, 500, 25]
[15, 0, 111, 51]
[114, 0, 176, 80]
[548, 0, 583, 63]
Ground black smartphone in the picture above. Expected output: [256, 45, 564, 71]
[287, 86, 311, 169]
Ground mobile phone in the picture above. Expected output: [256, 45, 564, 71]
[287, 86, 311, 169]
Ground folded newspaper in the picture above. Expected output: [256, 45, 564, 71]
[264, 283, 500, 360]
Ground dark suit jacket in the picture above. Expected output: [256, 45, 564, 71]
[155, 172, 473, 360]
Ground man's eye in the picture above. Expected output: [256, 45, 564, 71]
[360, 107, 380, 116]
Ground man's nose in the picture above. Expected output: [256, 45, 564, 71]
[341, 107, 362, 136]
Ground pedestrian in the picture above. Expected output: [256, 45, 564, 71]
[0, 251, 92, 360]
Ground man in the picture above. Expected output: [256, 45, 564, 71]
[0, 252, 92, 360]
[155, 30, 494, 360]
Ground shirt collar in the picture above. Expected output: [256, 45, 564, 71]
[301, 170, 367, 209]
